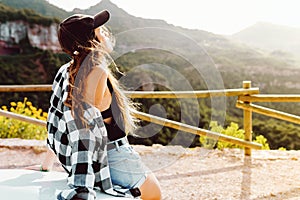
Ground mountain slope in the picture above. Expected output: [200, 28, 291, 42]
[2, 0, 300, 149]
[232, 22, 300, 58]
[0, 0, 69, 19]
[1, 0, 299, 82]
[0, 3, 59, 25]
[2, 0, 299, 109]
[73, 0, 174, 33]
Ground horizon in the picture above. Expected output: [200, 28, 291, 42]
[48, 0, 300, 35]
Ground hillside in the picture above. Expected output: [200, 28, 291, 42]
[70, 1, 300, 91]
[0, 0, 69, 19]
[0, 3, 59, 25]
[232, 22, 300, 60]
[1, 0, 300, 150]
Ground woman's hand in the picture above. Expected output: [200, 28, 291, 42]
[24, 164, 49, 172]
[24, 148, 57, 172]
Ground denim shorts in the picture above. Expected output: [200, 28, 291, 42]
[107, 140, 148, 189]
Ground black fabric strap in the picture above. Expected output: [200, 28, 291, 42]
[107, 78, 114, 93]
[100, 105, 112, 119]
[100, 78, 113, 119]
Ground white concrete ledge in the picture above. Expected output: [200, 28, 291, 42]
[0, 169, 130, 199]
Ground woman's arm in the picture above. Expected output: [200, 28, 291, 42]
[25, 148, 56, 171]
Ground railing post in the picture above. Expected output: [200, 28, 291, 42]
[243, 81, 252, 156]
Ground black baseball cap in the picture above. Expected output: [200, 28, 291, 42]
[58, 10, 110, 53]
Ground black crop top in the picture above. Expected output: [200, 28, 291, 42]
[101, 79, 126, 141]
[100, 79, 113, 119]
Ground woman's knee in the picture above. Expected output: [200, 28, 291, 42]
[139, 173, 162, 200]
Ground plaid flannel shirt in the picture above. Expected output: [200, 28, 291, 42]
[47, 63, 134, 199]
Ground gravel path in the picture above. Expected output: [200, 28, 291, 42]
[1, 139, 300, 200]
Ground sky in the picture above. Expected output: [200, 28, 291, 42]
[48, 0, 300, 35]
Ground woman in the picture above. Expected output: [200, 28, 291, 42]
[31, 10, 161, 200]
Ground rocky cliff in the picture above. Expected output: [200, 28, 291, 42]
[0, 20, 60, 54]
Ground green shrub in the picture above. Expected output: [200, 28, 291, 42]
[0, 98, 47, 140]
[200, 121, 270, 150]
[278, 147, 287, 151]
[253, 135, 270, 150]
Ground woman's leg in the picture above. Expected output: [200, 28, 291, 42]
[107, 140, 162, 199]
[139, 173, 162, 200]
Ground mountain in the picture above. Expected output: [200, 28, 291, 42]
[82, 0, 173, 30]
[0, 0, 69, 19]
[67, 1, 300, 89]
[2, 0, 300, 111]
[232, 22, 300, 59]
[0, 3, 60, 53]
[2, 0, 300, 149]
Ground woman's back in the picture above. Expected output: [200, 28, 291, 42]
[84, 66, 113, 124]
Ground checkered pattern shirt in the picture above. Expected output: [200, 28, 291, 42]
[47, 63, 134, 199]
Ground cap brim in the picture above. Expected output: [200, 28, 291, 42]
[93, 10, 110, 28]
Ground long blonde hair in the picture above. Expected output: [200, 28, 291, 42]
[59, 28, 137, 133]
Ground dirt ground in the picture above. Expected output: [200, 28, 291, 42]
[1, 139, 300, 200]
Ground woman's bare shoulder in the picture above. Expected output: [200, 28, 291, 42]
[87, 66, 108, 81]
